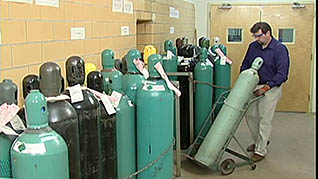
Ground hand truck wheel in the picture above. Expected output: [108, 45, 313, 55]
[219, 158, 235, 175]
[251, 163, 256, 170]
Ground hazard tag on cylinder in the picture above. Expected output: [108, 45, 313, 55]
[110, 91, 122, 108]
[10, 115, 26, 131]
[133, 59, 149, 79]
[101, 95, 116, 115]
[154, 62, 181, 97]
[215, 48, 232, 65]
[69, 84, 84, 103]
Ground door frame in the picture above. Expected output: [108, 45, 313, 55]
[208, 1, 316, 113]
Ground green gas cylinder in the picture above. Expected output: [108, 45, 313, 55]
[109, 71, 136, 179]
[194, 48, 214, 141]
[162, 40, 178, 81]
[194, 57, 263, 167]
[211, 43, 231, 118]
[136, 54, 174, 179]
[122, 49, 145, 104]
[10, 90, 69, 179]
[101, 49, 118, 95]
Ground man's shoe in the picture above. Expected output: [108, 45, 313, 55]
[251, 153, 265, 162]
[246, 140, 270, 152]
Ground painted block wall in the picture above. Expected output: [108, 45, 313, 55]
[0, 0, 195, 106]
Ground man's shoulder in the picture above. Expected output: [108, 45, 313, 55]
[270, 38, 287, 49]
[249, 41, 259, 48]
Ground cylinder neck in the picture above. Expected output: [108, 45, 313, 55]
[25, 90, 49, 129]
[87, 71, 104, 93]
[110, 70, 124, 93]
[102, 49, 115, 69]
[148, 54, 162, 78]
[251, 57, 264, 70]
[164, 40, 173, 53]
[39, 62, 62, 97]
[201, 38, 210, 48]
[22, 75, 40, 99]
[127, 49, 142, 73]
[0, 79, 18, 105]
[66, 56, 85, 86]
[199, 48, 208, 62]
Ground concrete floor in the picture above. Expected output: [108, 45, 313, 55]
[173, 112, 316, 179]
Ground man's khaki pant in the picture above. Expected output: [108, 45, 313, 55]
[245, 85, 283, 156]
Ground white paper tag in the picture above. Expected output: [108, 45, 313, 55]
[10, 115, 26, 131]
[110, 91, 122, 108]
[69, 84, 84, 103]
[0, 103, 20, 126]
[220, 56, 226, 65]
[46, 94, 71, 102]
[151, 85, 166, 91]
[167, 50, 173, 59]
[215, 48, 232, 65]
[142, 84, 166, 91]
[0, 125, 19, 135]
[133, 59, 149, 79]
[101, 95, 116, 115]
[154, 62, 181, 97]
[13, 141, 46, 154]
[177, 56, 184, 63]
[112, 0, 123, 12]
[123, 0, 133, 14]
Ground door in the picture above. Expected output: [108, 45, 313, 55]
[210, 4, 314, 112]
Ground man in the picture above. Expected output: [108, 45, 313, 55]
[240, 22, 290, 162]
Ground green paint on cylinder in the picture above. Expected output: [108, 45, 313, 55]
[211, 44, 231, 118]
[110, 69, 136, 179]
[162, 40, 178, 81]
[122, 49, 145, 104]
[101, 49, 118, 95]
[194, 48, 214, 141]
[194, 57, 263, 167]
[0, 135, 13, 178]
[10, 90, 69, 179]
[136, 55, 174, 179]
[201, 38, 210, 49]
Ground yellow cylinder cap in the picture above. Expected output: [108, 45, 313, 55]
[84, 63, 97, 86]
[143, 45, 157, 65]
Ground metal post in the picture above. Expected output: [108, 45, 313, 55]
[166, 72, 194, 178]
[188, 72, 194, 144]
[175, 85, 181, 177]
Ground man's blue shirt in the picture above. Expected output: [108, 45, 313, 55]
[240, 37, 290, 87]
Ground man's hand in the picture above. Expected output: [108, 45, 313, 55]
[254, 84, 271, 97]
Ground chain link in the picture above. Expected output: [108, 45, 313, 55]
[188, 75, 231, 90]
[123, 138, 176, 179]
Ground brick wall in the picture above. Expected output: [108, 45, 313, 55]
[0, 0, 195, 106]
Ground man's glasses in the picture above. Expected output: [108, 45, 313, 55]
[252, 33, 264, 38]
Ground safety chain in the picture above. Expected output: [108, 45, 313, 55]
[123, 138, 176, 179]
[188, 75, 231, 90]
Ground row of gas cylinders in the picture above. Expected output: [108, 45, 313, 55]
[0, 38, 231, 179]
